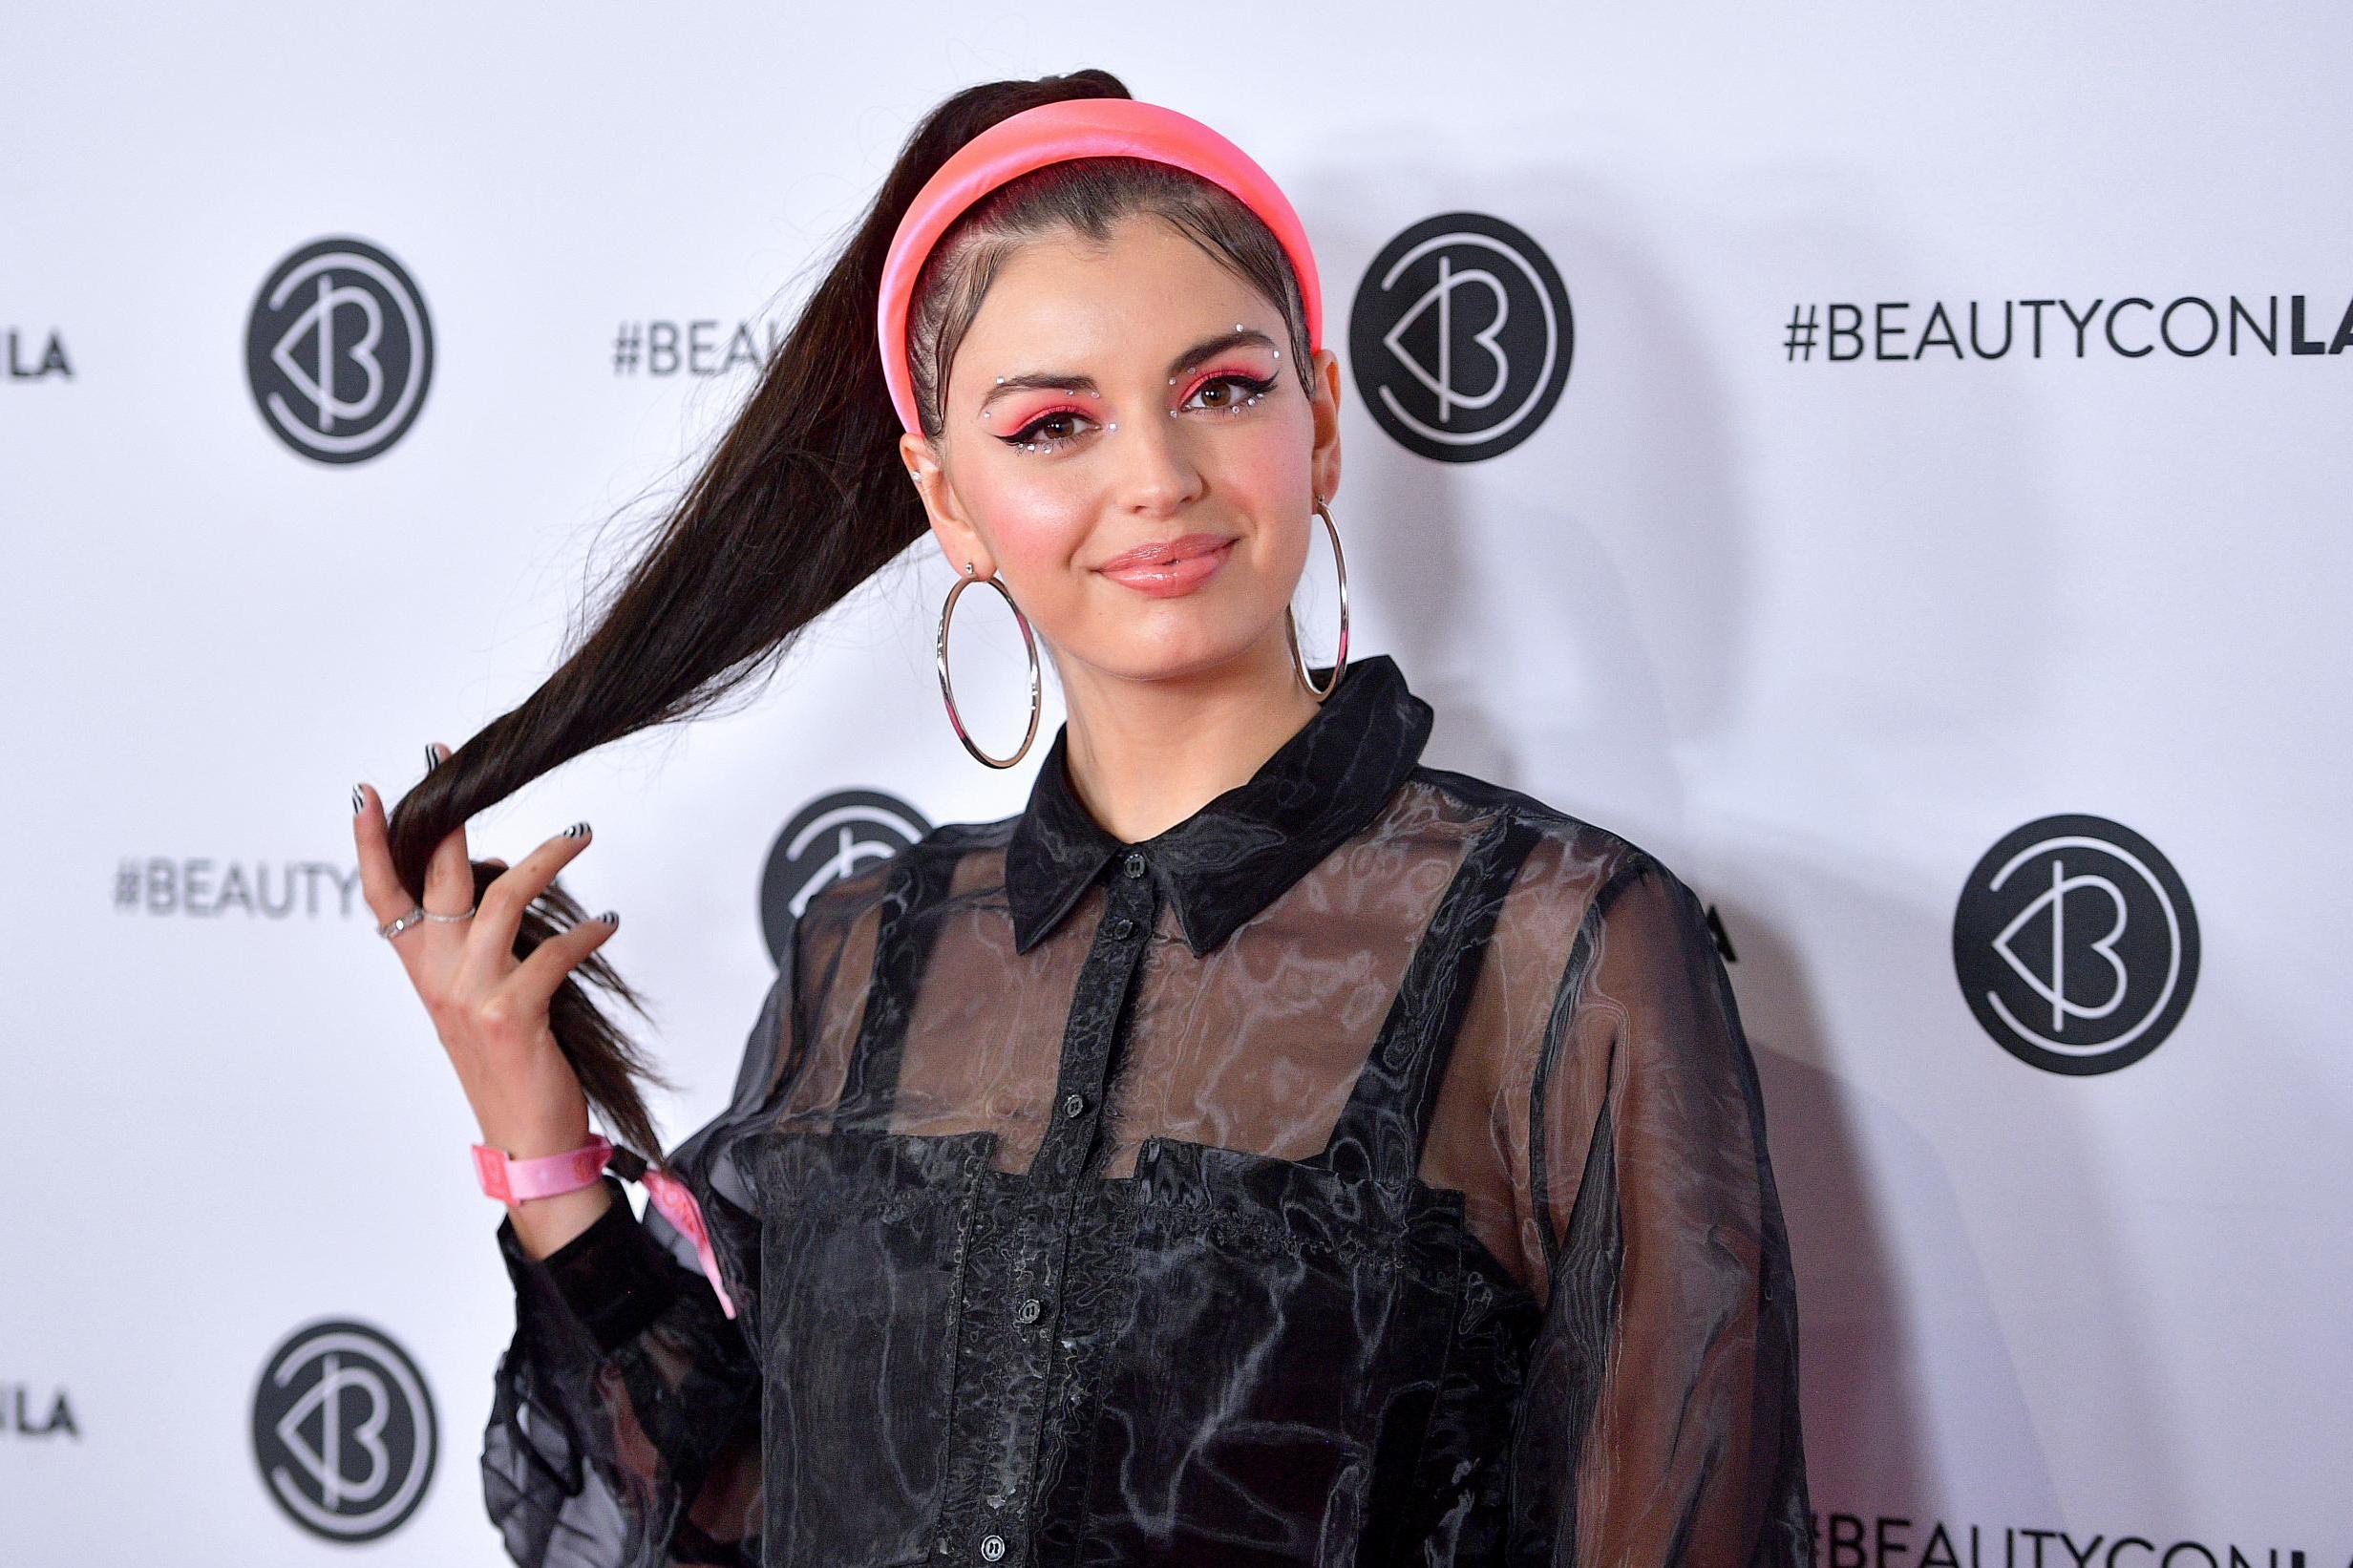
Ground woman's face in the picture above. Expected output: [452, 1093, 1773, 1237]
[904, 214, 1342, 688]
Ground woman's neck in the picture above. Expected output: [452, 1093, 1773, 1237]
[1054, 629, 1322, 845]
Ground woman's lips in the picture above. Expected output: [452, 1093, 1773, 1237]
[1093, 533, 1237, 598]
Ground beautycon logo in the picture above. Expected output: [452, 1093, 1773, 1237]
[1812, 1508, 2336, 1568]
[113, 857, 365, 919]
[251, 1319, 437, 1542]
[759, 789, 933, 964]
[1350, 212, 1574, 463]
[246, 237, 435, 463]
[1781, 290, 2353, 363]
[610, 316, 785, 377]
[1951, 814, 2200, 1076]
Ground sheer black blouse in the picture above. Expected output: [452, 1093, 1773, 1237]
[480, 652, 1812, 1567]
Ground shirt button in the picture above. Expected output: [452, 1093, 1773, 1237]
[1062, 1091, 1086, 1118]
[1015, 1297, 1043, 1324]
[980, 1534, 1007, 1561]
[1122, 851, 1147, 879]
[1107, 915, 1134, 940]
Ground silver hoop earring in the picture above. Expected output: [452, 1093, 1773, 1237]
[1284, 498, 1350, 702]
[937, 562, 1042, 768]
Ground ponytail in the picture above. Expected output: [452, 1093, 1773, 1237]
[385, 69, 1134, 1168]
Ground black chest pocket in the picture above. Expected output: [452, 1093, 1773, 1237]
[1071, 1136, 1468, 1568]
[743, 1125, 993, 1568]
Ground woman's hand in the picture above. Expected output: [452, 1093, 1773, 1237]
[353, 743, 622, 1257]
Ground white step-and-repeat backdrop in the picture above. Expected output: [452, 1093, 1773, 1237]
[6, 4, 2347, 1562]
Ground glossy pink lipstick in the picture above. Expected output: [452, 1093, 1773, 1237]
[1093, 532, 1236, 598]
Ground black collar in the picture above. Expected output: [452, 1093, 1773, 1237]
[1005, 652, 1433, 957]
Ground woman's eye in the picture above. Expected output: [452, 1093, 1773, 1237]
[1002, 408, 1094, 453]
[1181, 371, 1279, 414]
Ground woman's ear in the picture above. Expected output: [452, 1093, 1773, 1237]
[1306, 349, 1344, 505]
[899, 431, 995, 578]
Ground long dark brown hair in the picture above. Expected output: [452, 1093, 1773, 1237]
[385, 68, 1316, 1170]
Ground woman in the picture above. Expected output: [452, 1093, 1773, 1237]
[352, 71, 1812, 1567]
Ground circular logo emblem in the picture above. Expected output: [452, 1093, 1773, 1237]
[246, 237, 434, 463]
[1952, 814, 2200, 1076]
[759, 789, 932, 964]
[1349, 212, 1573, 462]
[251, 1319, 437, 1541]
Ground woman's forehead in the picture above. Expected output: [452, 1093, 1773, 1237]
[955, 220, 1270, 371]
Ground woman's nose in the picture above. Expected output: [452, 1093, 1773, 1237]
[1107, 398, 1203, 516]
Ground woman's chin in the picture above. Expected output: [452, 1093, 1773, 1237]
[1060, 606, 1286, 687]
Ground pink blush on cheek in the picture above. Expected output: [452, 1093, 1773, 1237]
[950, 476, 1097, 591]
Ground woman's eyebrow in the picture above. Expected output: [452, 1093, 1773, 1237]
[1167, 326, 1276, 378]
[974, 328, 1278, 413]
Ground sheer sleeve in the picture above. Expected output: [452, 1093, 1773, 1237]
[1508, 852, 1812, 1566]
[477, 944, 813, 1568]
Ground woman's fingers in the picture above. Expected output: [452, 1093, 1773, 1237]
[498, 908, 620, 1018]
[350, 782, 415, 927]
[466, 822, 596, 976]
[418, 742, 476, 915]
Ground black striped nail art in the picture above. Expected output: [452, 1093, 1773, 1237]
[351, 785, 366, 815]
[423, 745, 442, 772]
[562, 821, 590, 838]
[597, 910, 620, 928]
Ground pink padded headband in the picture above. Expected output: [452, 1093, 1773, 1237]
[876, 97, 1325, 435]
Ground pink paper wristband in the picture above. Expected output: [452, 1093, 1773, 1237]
[473, 1134, 615, 1202]
[474, 1134, 738, 1321]
[875, 96, 1325, 435]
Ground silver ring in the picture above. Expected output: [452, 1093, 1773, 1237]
[377, 906, 429, 940]
[421, 905, 477, 922]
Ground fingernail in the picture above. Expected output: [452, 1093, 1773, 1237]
[351, 784, 367, 815]
[423, 744, 442, 773]
[597, 910, 620, 928]
[562, 821, 591, 838]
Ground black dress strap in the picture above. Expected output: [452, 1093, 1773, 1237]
[1313, 811, 1543, 1186]
[831, 845, 962, 1131]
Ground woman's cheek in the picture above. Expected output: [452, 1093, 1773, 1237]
[962, 470, 1095, 601]
[1218, 407, 1318, 506]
